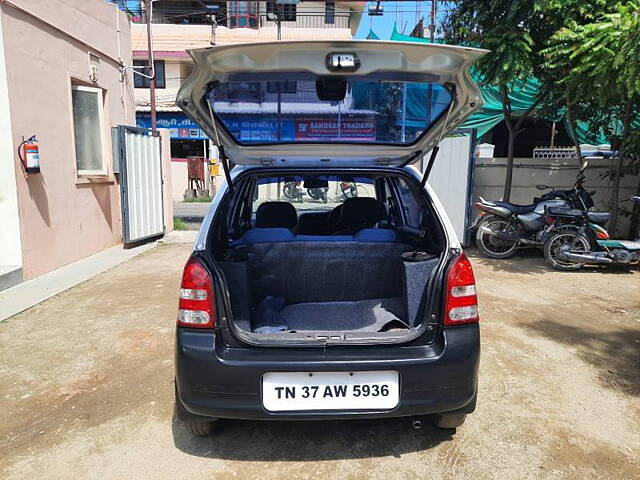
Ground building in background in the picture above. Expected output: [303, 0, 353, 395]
[125, 1, 364, 199]
[0, 0, 138, 289]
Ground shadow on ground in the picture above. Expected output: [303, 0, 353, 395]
[172, 415, 454, 461]
[524, 319, 640, 397]
[466, 248, 637, 276]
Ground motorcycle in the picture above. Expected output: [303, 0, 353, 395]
[337, 181, 358, 201]
[283, 181, 304, 202]
[474, 163, 594, 259]
[543, 195, 640, 270]
[307, 187, 328, 203]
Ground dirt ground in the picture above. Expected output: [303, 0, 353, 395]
[1, 244, 639, 479]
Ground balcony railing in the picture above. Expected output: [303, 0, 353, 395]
[129, 8, 351, 30]
[258, 13, 351, 30]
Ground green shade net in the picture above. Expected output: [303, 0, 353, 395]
[366, 29, 380, 40]
[383, 24, 617, 145]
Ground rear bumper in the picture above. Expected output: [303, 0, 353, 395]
[175, 325, 480, 421]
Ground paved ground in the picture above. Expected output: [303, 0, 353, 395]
[173, 201, 210, 230]
[1, 246, 639, 479]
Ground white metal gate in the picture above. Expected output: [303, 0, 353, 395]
[423, 130, 476, 246]
[116, 126, 165, 244]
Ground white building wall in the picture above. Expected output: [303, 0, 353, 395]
[0, 12, 23, 273]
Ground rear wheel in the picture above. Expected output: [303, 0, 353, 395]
[175, 385, 219, 436]
[433, 413, 467, 429]
[186, 420, 218, 437]
[544, 231, 591, 270]
[283, 184, 298, 200]
[475, 215, 518, 259]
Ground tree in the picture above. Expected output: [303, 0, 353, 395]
[443, 1, 554, 201]
[543, 1, 640, 235]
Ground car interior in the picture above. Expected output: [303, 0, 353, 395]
[209, 172, 446, 340]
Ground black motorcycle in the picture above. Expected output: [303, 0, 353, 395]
[283, 181, 304, 202]
[307, 187, 328, 203]
[474, 163, 594, 259]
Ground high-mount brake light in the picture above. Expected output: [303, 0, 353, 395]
[177, 256, 215, 328]
[444, 253, 479, 325]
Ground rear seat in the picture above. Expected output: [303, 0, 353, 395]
[231, 228, 398, 246]
[230, 200, 399, 247]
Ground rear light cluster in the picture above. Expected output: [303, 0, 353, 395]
[444, 253, 479, 325]
[178, 256, 216, 328]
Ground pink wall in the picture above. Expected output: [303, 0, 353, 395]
[2, 0, 135, 279]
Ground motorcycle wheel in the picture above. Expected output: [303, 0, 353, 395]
[283, 185, 297, 200]
[475, 215, 518, 259]
[544, 232, 591, 270]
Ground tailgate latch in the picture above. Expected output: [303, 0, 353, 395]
[326, 53, 360, 72]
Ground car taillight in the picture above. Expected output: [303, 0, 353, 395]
[444, 253, 479, 326]
[178, 255, 215, 328]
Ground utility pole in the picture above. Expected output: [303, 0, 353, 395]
[430, 0, 437, 43]
[145, 0, 157, 133]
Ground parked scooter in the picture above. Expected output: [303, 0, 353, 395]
[474, 163, 594, 258]
[543, 196, 640, 270]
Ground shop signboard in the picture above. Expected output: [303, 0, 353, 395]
[136, 113, 208, 140]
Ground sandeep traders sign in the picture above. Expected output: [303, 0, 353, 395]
[295, 118, 376, 141]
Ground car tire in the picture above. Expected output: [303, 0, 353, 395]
[433, 413, 467, 429]
[186, 419, 218, 437]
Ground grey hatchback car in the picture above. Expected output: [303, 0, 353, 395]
[173, 40, 485, 436]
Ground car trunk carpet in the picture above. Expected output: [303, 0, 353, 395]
[252, 296, 406, 333]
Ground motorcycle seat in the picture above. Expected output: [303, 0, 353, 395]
[616, 240, 640, 251]
[587, 212, 610, 225]
[492, 201, 536, 214]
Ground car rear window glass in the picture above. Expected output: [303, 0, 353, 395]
[208, 76, 453, 146]
[252, 176, 376, 213]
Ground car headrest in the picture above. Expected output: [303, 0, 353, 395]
[340, 197, 385, 228]
[255, 201, 298, 229]
[328, 204, 343, 230]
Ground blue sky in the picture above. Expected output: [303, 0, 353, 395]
[354, 1, 453, 40]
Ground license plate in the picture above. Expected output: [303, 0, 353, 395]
[262, 371, 399, 412]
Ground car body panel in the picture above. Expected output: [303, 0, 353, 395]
[177, 40, 487, 166]
[175, 324, 479, 421]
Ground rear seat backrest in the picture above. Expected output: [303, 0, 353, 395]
[232, 229, 398, 246]
[243, 241, 413, 304]
[354, 229, 397, 243]
[230, 228, 296, 247]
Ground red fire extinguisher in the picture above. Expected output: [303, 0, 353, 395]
[19, 135, 40, 174]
